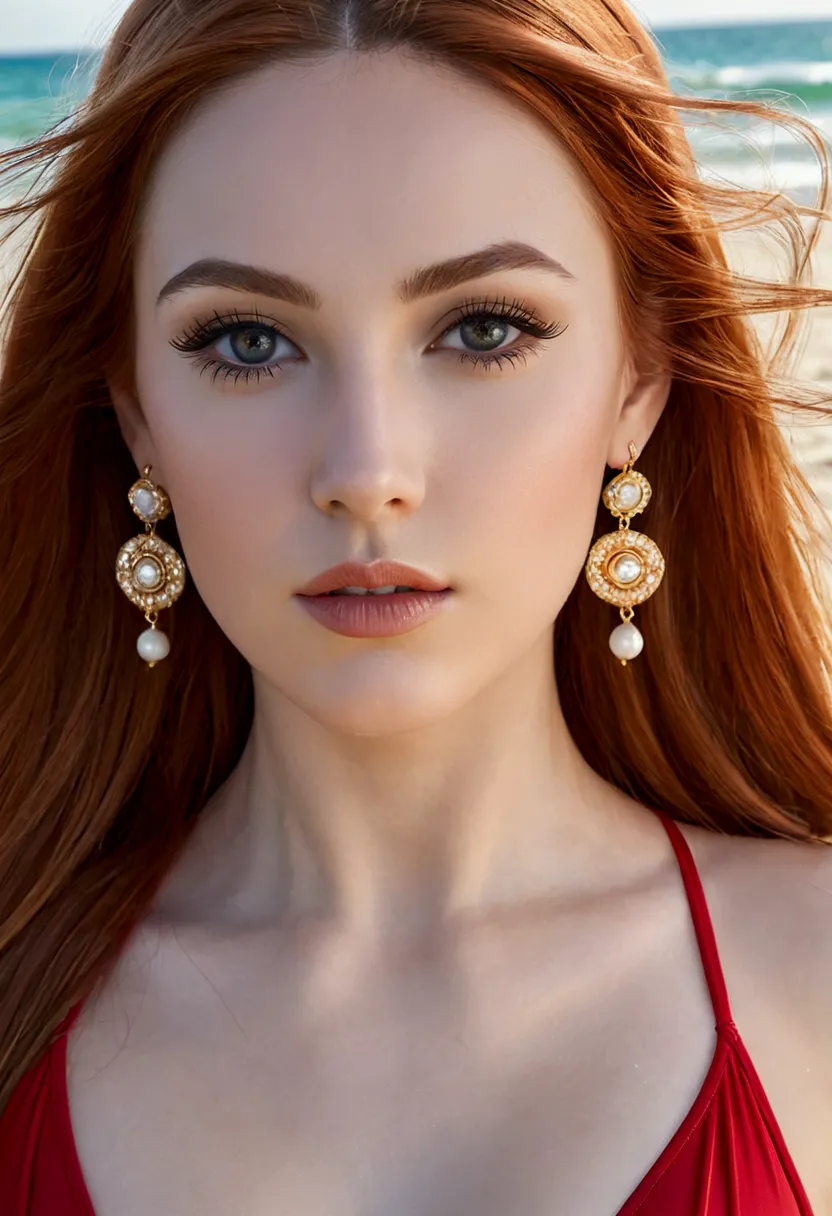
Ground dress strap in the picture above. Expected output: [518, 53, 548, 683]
[653, 810, 735, 1028]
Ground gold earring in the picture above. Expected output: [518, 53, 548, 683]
[115, 466, 186, 667]
[584, 442, 665, 666]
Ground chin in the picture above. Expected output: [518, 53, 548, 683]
[275, 655, 476, 737]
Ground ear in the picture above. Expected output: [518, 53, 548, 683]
[606, 358, 672, 470]
[108, 378, 162, 479]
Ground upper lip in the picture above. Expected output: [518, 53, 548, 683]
[296, 560, 451, 596]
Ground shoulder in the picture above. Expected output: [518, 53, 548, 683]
[678, 820, 832, 1005]
[677, 820, 832, 1208]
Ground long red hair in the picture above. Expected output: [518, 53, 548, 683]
[2, 0, 832, 1111]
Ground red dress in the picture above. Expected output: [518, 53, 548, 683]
[0, 810, 816, 1213]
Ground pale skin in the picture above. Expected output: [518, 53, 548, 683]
[60, 48, 832, 1216]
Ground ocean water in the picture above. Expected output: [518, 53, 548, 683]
[656, 20, 832, 203]
[1, 19, 832, 204]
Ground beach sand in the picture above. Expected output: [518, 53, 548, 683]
[724, 223, 832, 521]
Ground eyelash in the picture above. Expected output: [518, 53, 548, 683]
[169, 297, 568, 384]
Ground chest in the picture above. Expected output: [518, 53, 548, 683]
[62, 892, 819, 1216]
[68, 1011, 713, 1215]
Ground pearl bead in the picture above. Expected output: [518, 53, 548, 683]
[609, 621, 643, 662]
[612, 553, 642, 585]
[137, 628, 170, 663]
[615, 480, 642, 510]
[135, 558, 162, 589]
[133, 487, 157, 519]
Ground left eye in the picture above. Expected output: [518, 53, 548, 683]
[436, 316, 521, 354]
[214, 324, 296, 366]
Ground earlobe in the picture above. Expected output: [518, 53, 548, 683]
[107, 378, 159, 476]
[606, 367, 672, 468]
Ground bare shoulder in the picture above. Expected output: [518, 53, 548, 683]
[680, 818, 832, 960]
[677, 820, 832, 1027]
[675, 819, 832, 1209]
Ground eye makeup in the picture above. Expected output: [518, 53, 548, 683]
[168, 295, 568, 383]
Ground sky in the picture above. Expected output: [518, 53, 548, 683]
[2, 0, 832, 53]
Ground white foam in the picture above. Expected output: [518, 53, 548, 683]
[697, 157, 825, 197]
[715, 61, 832, 88]
[671, 59, 832, 90]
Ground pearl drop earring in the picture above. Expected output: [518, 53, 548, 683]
[584, 442, 665, 665]
[115, 465, 186, 666]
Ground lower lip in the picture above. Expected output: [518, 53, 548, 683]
[294, 590, 453, 637]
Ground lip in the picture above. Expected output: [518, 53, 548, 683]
[294, 559, 454, 639]
[296, 560, 452, 597]
[295, 588, 452, 638]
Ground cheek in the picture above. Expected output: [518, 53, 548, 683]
[447, 390, 611, 612]
[134, 377, 307, 639]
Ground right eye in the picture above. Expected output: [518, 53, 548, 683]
[170, 312, 301, 382]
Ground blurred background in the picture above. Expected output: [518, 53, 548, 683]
[4, 1, 832, 201]
[2, 0, 832, 515]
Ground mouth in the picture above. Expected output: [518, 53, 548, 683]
[322, 585, 421, 596]
[296, 560, 452, 598]
[295, 578, 453, 639]
[294, 561, 453, 638]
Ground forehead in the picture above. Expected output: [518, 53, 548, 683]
[138, 50, 615, 297]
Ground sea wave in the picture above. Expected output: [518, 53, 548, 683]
[696, 157, 824, 205]
[672, 60, 832, 89]
[668, 60, 832, 112]
[683, 118, 832, 155]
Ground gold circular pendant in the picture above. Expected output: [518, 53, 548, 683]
[585, 529, 665, 608]
[116, 534, 186, 613]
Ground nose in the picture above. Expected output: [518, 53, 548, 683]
[310, 382, 426, 523]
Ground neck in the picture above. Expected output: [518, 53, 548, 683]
[152, 638, 652, 940]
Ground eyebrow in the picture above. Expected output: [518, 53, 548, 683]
[155, 240, 576, 309]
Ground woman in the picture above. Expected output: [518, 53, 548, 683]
[0, 0, 831, 1211]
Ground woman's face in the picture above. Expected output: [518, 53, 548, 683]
[117, 50, 668, 734]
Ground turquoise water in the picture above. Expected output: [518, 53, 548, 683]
[2, 19, 832, 202]
[659, 19, 832, 106]
[657, 20, 832, 201]
[0, 52, 96, 150]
